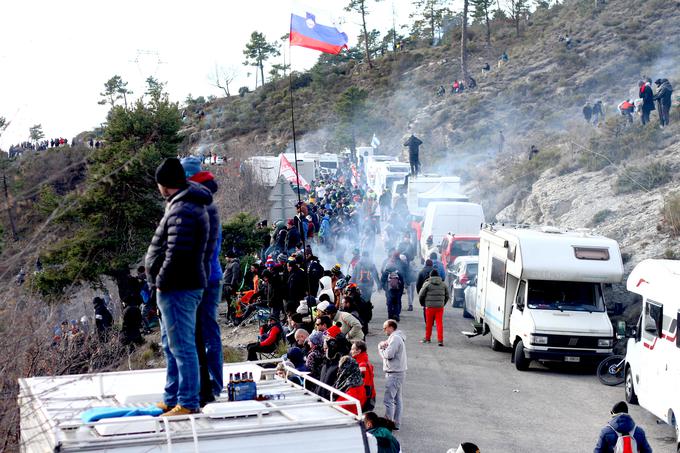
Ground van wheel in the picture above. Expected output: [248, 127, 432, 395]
[491, 336, 504, 351]
[625, 367, 638, 404]
[514, 340, 530, 371]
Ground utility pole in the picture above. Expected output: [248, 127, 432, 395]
[3, 172, 18, 241]
[392, 0, 397, 55]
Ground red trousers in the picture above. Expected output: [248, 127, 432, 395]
[425, 307, 444, 342]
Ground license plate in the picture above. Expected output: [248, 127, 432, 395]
[565, 356, 580, 363]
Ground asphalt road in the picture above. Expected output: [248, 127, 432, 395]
[365, 291, 677, 453]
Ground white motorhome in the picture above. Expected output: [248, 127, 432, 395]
[420, 202, 484, 261]
[471, 225, 622, 371]
[19, 361, 376, 452]
[281, 153, 317, 184]
[373, 162, 410, 196]
[243, 156, 280, 187]
[405, 176, 461, 215]
[363, 155, 394, 184]
[624, 259, 680, 449]
[319, 153, 339, 176]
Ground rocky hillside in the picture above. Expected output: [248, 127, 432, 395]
[185, 0, 680, 309]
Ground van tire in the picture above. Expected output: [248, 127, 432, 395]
[514, 340, 530, 371]
[491, 336, 504, 351]
[625, 367, 638, 404]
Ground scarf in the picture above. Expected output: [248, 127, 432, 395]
[334, 356, 363, 392]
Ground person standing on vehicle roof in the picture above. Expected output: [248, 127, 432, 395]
[403, 134, 423, 177]
[593, 401, 653, 453]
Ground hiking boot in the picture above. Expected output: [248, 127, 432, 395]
[438, 342, 444, 347]
[161, 405, 200, 417]
[407, 305, 413, 311]
[421, 339, 431, 343]
[155, 402, 174, 412]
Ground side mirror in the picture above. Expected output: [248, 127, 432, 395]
[516, 296, 525, 311]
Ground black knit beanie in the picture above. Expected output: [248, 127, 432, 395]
[155, 158, 187, 189]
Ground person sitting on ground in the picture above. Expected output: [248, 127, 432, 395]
[528, 145, 539, 161]
[294, 328, 310, 350]
[436, 85, 445, 97]
[452, 80, 460, 93]
[334, 355, 367, 415]
[364, 411, 400, 453]
[315, 334, 349, 399]
[351, 340, 376, 411]
[481, 62, 490, 76]
[594, 401, 652, 453]
[468, 76, 476, 89]
[246, 315, 283, 361]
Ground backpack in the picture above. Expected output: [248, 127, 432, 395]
[357, 267, 372, 284]
[387, 271, 401, 291]
[610, 424, 638, 453]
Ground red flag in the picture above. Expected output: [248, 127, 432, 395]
[279, 154, 311, 191]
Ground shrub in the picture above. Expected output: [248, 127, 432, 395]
[613, 162, 671, 194]
[590, 209, 613, 226]
[662, 193, 680, 236]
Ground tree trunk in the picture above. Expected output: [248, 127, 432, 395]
[2, 172, 17, 241]
[485, 9, 491, 46]
[260, 62, 265, 87]
[430, 2, 435, 45]
[460, 0, 469, 83]
[361, 3, 373, 69]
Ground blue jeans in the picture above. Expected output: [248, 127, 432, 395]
[197, 282, 223, 398]
[386, 291, 402, 320]
[157, 289, 203, 410]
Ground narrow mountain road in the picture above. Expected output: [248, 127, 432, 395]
[366, 291, 676, 453]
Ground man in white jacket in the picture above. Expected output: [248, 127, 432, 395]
[378, 319, 407, 429]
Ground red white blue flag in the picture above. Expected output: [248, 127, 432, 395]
[290, 12, 348, 55]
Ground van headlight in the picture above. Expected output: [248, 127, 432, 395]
[598, 338, 613, 348]
[530, 335, 548, 345]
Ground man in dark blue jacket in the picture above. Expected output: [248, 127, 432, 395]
[181, 156, 223, 406]
[594, 401, 653, 453]
[145, 157, 212, 416]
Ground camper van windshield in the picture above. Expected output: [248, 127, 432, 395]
[527, 280, 605, 312]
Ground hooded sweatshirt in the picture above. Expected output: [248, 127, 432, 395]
[594, 413, 653, 453]
[379, 329, 407, 373]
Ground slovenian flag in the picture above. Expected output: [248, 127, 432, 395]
[290, 11, 348, 55]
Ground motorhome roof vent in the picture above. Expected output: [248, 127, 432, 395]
[540, 226, 562, 234]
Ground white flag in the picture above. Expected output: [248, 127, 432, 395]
[371, 134, 381, 148]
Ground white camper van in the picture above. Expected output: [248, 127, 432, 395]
[624, 259, 680, 449]
[405, 176, 461, 215]
[420, 202, 484, 261]
[19, 361, 376, 453]
[319, 153, 339, 176]
[471, 225, 622, 370]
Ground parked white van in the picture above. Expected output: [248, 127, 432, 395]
[472, 225, 622, 370]
[405, 176, 461, 215]
[624, 259, 680, 450]
[419, 202, 484, 261]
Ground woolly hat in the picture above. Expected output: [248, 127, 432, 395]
[265, 256, 275, 267]
[430, 269, 439, 277]
[326, 325, 342, 338]
[316, 301, 331, 313]
[155, 158, 187, 189]
[307, 330, 324, 347]
[611, 401, 628, 415]
[180, 155, 202, 178]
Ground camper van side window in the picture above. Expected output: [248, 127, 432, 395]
[644, 301, 663, 337]
[490, 257, 506, 288]
[573, 247, 610, 261]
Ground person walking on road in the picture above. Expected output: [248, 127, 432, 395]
[145, 157, 212, 416]
[594, 401, 653, 453]
[418, 269, 449, 346]
[381, 254, 405, 322]
[378, 319, 407, 430]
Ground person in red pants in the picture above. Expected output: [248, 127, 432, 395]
[418, 269, 449, 346]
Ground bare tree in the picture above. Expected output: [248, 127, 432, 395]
[209, 65, 237, 98]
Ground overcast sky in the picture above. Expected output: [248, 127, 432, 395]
[0, 0, 449, 148]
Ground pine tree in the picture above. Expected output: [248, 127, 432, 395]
[471, 0, 494, 45]
[243, 31, 280, 87]
[346, 0, 383, 69]
[98, 75, 133, 109]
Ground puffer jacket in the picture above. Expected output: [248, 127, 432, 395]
[145, 182, 212, 291]
[189, 171, 222, 284]
[418, 276, 450, 308]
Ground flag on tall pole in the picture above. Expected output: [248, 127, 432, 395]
[290, 11, 348, 54]
[371, 133, 381, 148]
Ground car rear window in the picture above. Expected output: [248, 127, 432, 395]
[451, 240, 479, 257]
[466, 263, 478, 275]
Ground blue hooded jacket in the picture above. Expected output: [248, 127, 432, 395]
[593, 413, 653, 453]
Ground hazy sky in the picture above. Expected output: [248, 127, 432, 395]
[0, 0, 434, 148]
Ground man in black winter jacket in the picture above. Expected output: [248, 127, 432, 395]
[404, 134, 423, 176]
[145, 157, 212, 416]
[594, 401, 652, 453]
[654, 78, 673, 127]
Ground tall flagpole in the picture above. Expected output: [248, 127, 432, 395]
[287, 39, 312, 297]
